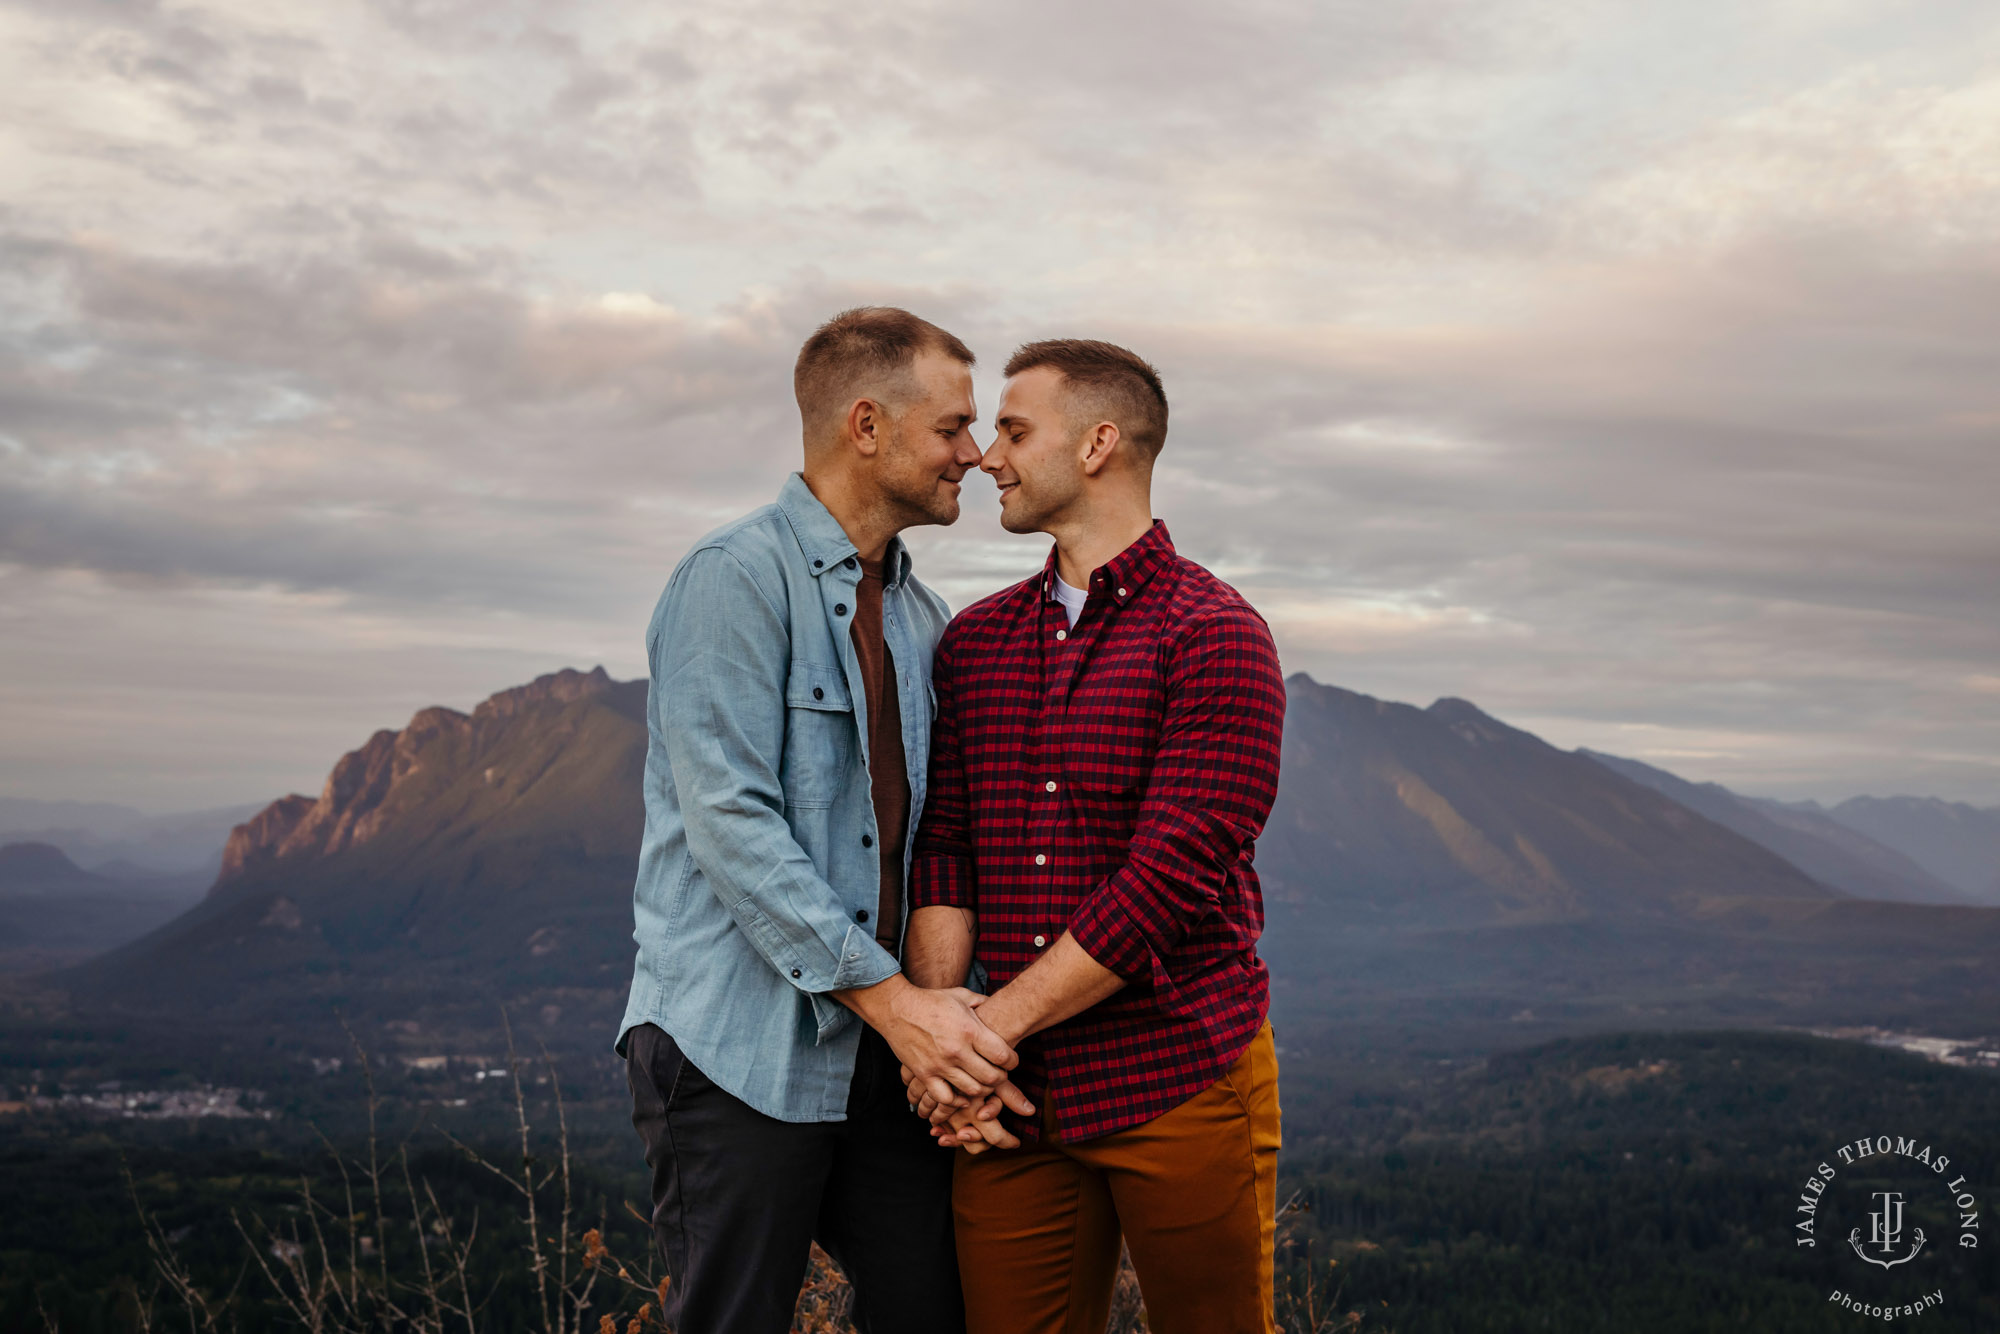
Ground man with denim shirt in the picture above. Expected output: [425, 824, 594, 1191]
[618, 307, 1030, 1334]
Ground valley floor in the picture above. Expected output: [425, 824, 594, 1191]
[4, 1028, 1997, 1333]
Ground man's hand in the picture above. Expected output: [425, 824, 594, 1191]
[903, 1066, 947, 1122]
[903, 1060, 1035, 1127]
[836, 974, 1017, 1110]
[932, 1093, 1020, 1155]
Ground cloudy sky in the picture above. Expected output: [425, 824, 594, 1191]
[3, 0, 1997, 813]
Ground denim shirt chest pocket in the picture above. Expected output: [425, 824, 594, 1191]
[783, 659, 856, 810]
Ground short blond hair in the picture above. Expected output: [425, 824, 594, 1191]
[794, 307, 976, 436]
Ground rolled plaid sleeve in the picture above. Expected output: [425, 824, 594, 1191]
[932, 520, 1282, 1143]
[912, 630, 977, 910]
[1067, 607, 1285, 987]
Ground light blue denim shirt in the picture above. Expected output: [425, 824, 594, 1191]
[617, 472, 951, 1122]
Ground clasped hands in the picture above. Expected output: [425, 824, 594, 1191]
[891, 991, 1032, 1156]
[858, 979, 1030, 1155]
[902, 1056, 1025, 1154]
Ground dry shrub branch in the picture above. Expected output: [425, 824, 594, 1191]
[128, 1020, 1373, 1333]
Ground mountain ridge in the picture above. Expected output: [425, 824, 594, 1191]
[0, 800, 259, 877]
[44, 667, 2000, 1051]
[1260, 676, 1833, 922]
[214, 665, 627, 889]
[0, 842, 105, 892]
[1579, 750, 1969, 905]
[1, 841, 208, 974]
[63, 666, 647, 1016]
[1819, 795, 2000, 902]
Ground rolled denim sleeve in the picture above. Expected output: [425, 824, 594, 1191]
[654, 547, 899, 1041]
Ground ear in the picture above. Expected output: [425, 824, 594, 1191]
[845, 397, 887, 457]
[1078, 421, 1121, 476]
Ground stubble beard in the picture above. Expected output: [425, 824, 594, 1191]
[882, 422, 961, 529]
[999, 471, 1076, 536]
[998, 492, 1040, 534]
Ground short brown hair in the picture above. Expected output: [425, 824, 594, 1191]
[1003, 338, 1169, 458]
[794, 307, 975, 436]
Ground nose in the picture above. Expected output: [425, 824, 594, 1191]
[956, 433, 984, 471]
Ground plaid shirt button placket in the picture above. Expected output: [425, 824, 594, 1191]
[912, 522, 1287, 1143]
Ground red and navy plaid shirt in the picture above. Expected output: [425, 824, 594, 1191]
[912, 521, 1286, 1143]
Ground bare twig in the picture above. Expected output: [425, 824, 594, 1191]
[232, 1209, 322, 1333]
[496, 1008, 555, 1334]
[132, 1019, 683, 1334]
[309, 1135, 363, 1318]
[399, 1148, 446, 1332]
[425, 1180, 484, 1334]
[126, 1164, 223, 1334]
[338, 1016, 398, 1307]
[541, 1040, 598, 1333]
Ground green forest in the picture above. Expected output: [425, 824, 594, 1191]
[6, 1029, 1996, 1333]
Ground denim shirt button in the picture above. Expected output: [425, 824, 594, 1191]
[813, 687, 824, 700]
[835, 603, 848, 616]
[861, 834, 873, 848]
[856, 909, 870, 923]
[790, 968, 802, 979]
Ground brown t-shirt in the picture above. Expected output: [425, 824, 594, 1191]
[850, 555, 909, 954]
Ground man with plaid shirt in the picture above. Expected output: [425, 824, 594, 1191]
[903, 339, 1288, 1334]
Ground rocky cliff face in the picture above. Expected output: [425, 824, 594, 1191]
[79, 664, 2000, 1043]
[69, 664, 648, 1015]
[214, 666, 621, 889]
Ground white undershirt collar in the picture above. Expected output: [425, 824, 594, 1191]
[1052, 572, 1087, 627]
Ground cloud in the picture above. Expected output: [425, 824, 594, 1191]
[0, 229, 812, 606]
[1, 0, 1997, 808]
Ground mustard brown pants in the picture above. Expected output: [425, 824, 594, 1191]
[952, 1023, 1281, 1334]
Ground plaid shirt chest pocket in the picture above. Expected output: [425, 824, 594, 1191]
[1056, 666, 1163, 812]
[782, 660, 855, 809]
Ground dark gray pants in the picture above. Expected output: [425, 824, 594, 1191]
[625, 1022, 965, 1334]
